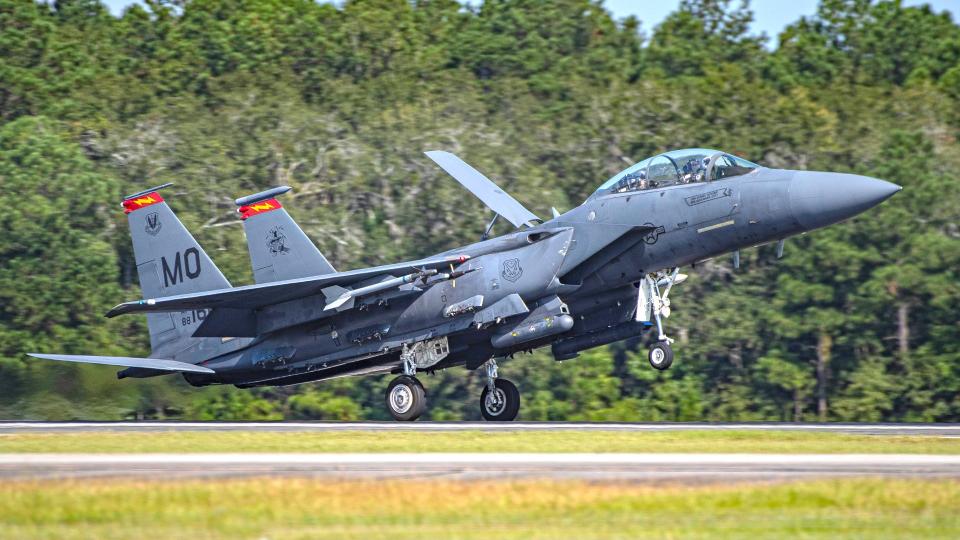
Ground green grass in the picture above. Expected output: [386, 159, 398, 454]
[0, 477, 957, 539]
[0, 429, 957, 453]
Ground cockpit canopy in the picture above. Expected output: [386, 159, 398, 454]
[592, 148, 759, 198]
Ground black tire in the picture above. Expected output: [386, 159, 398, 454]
[480, 378, 520, 421]
[385, 376, 426, 421]
[648, 341, 674, 370]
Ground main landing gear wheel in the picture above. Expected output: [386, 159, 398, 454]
[648, 341, 674, 370]
[386, 375, 426, 421]
[481, 378, 520, 421]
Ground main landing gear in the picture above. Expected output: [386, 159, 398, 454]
[385, 347, 520, 422]
[480, 359, 520, 421]
[637, 268, 685, 371]
[385, 375, 427, 421]
[385, 348, 429, 421]
[384, 358, 521, 422]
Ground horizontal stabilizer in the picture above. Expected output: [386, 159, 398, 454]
[425, 151, 540, 228]
[26, 353, 215, 374]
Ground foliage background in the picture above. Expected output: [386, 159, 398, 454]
[0, 0, 957, 421]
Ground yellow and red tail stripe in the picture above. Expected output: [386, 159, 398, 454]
[238, 198, 282, 220]
[122, 192, 164, 214]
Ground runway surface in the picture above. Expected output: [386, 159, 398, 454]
[3, 421, 959, 436]
[1, 453, 959, 482]
[3, 423, 957, 482]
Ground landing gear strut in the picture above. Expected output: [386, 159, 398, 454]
[480, 359, 520, 421]
[637, 268, 684, 371]
[384, 339, 450, 421]
[385, 375, 426, 421]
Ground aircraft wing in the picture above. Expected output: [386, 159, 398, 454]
[106, 254, 469, 317]
[425, 151, 540, 228]
[26, 353, 215, 374]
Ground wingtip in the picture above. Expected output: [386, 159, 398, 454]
[25, 353, 62, 362]
[105, 303, 133, 318]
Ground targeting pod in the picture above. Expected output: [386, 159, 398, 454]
[491, 296, 573, 349]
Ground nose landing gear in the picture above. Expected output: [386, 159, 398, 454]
[637, 268, 685, 371]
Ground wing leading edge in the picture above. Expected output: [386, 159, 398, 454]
[26, 353, 215, 374]
[106, 254, 470, 317]
[425, 151, 540, 228]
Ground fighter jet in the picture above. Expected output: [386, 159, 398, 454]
[29, 148, 900, 421]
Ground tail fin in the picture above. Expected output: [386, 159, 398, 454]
[236, 186, 336, 284]
[122, 184, 232, 360]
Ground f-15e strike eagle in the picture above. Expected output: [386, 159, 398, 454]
[29, 148, 900, 421]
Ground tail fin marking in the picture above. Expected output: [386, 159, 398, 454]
[123, 185, 237, 361]
[236, 186, 336, 284]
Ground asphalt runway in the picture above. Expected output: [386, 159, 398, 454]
[1, 453, 958, 482]
[3, 421, 959, 436]
[3, 423, 957, 482]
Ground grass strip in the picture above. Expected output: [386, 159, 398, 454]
[0, 477, 957, 539]
[0, 429, 957, 453]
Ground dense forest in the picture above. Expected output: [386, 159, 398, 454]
[0, 0, 957, 421]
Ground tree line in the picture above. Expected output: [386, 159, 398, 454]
[0, 0, 957, 421]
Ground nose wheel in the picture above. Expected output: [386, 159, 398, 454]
[385, 375, 426, 421]
[648, 341, 674, 370]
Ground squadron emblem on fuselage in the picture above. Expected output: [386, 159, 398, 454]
[501, 258, 522, 282]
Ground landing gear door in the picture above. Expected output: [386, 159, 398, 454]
[635, 281, 651, 323]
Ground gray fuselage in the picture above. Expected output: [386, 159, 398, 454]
[184, 167, 898, 387]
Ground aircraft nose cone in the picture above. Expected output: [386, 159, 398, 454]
[789, 171, 901, 231]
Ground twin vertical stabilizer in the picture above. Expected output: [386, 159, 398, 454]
[236, 186, 336, 284]
[122, 184, 234, 363]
